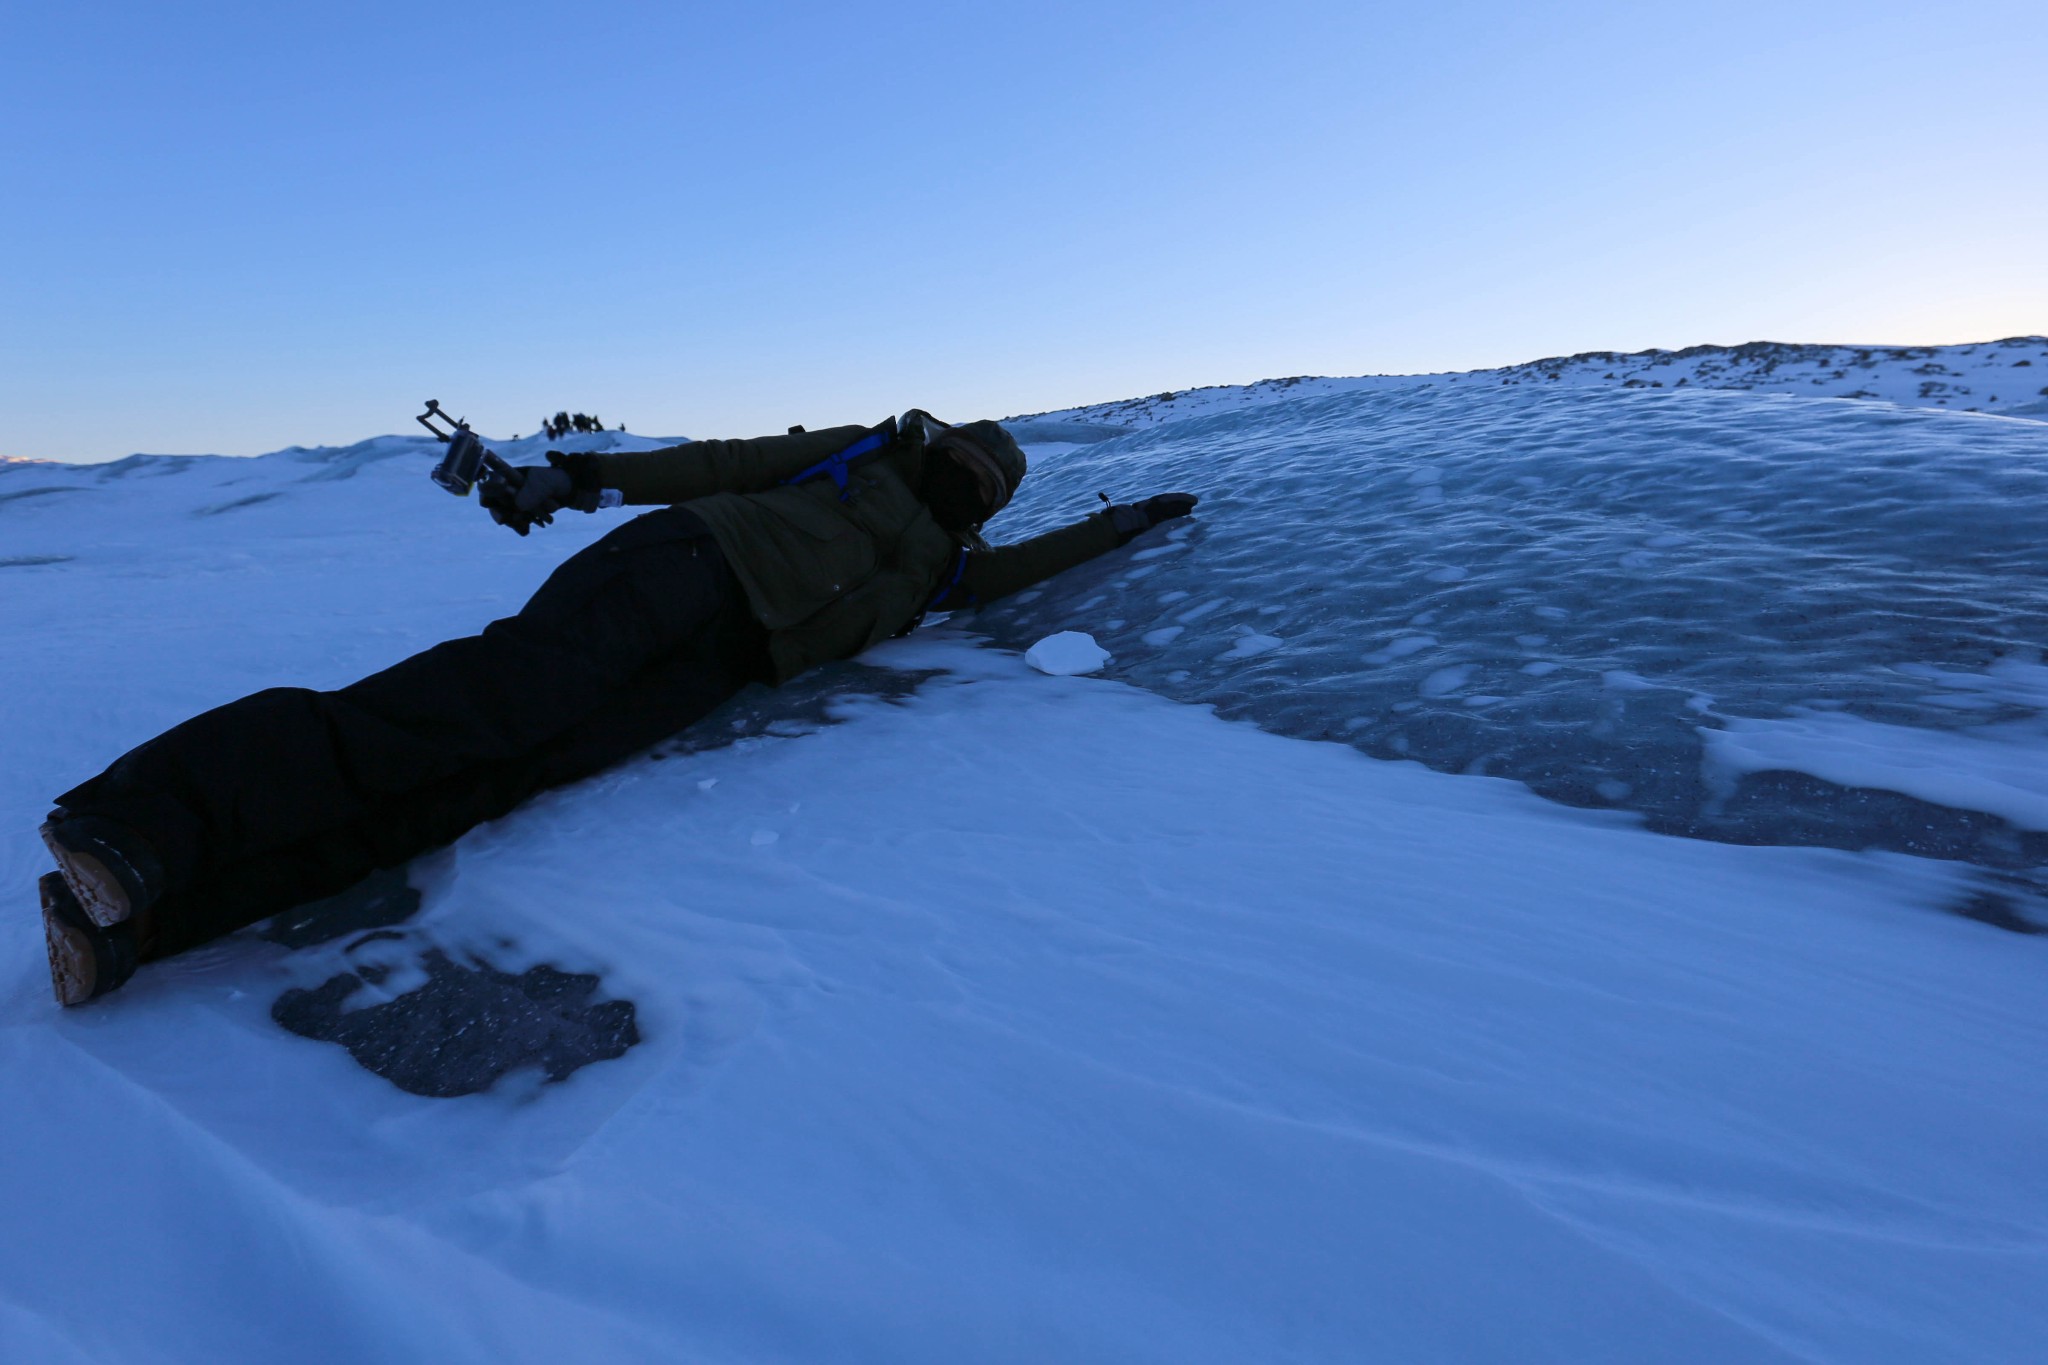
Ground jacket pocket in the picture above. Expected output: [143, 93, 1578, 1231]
[741, 488, 878, 629]
[767, 488, 864, 543]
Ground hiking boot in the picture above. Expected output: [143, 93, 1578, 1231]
[42, 872, 138, 1006]
[39, 814, 165, 929]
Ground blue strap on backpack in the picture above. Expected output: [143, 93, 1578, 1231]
[781, 418, 898, 502]
[926, 546, 972, 609]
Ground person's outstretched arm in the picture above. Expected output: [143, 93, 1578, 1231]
[481, 423, 884, 535]
[581, 424, 876, 505]
[930, 494, 1198, 611]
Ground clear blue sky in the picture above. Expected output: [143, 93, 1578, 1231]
[3, 0, 2042, 461]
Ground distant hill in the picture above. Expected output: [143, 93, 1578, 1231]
[1014, 336, 2048, 434]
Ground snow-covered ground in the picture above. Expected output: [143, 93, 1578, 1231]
[5, 345, 2048, 1361]
[1014, 335, 2048, 434]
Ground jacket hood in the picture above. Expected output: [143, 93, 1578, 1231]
[934, 420, 1027, 514]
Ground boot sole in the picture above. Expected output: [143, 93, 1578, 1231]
[39, 823, 134, 928]
[41, 874, 97, 1006]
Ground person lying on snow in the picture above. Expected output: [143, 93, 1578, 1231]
[37, 412, 1197, 1005]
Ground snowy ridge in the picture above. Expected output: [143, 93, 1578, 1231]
[1014, 334, 2048, 432]
[1, 426, 687, 482]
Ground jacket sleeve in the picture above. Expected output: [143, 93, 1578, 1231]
[931, 513, 1124, 611]
[586, 424, 875, 506]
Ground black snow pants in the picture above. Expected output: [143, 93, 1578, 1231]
[54, 506, 768, 959]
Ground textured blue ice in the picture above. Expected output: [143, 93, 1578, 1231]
[989, 386, 2048, 871]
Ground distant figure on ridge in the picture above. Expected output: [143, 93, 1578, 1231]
[35, 412, 1198, 1004]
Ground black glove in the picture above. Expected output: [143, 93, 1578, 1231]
[482, 452, 605, 536]
[1104, 492, 1199, 545]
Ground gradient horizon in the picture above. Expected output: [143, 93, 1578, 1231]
[3, 0, 2043, 463]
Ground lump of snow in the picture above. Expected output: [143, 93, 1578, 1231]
[1218, 633, 1283, 660]
[1364, 634, 1437, 665]
[1419, 665, 1474, 697]
[1026, 631, 1111, 676]
[1603, 670, 1658, 691]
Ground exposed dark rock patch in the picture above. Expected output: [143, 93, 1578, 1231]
[273, 947, 638, 1098]
[262, 867, 635, 1096]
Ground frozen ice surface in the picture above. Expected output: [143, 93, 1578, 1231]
[1704, 711, 2048, 833]
[989, 384, 2048, 870]
[1024, 630, 1110, 675]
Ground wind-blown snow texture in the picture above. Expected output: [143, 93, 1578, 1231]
[988, 363, 2048, 883]
[4, 339, 2048, 1362]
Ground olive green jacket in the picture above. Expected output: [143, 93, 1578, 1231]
[590, 421, 1121, 682]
